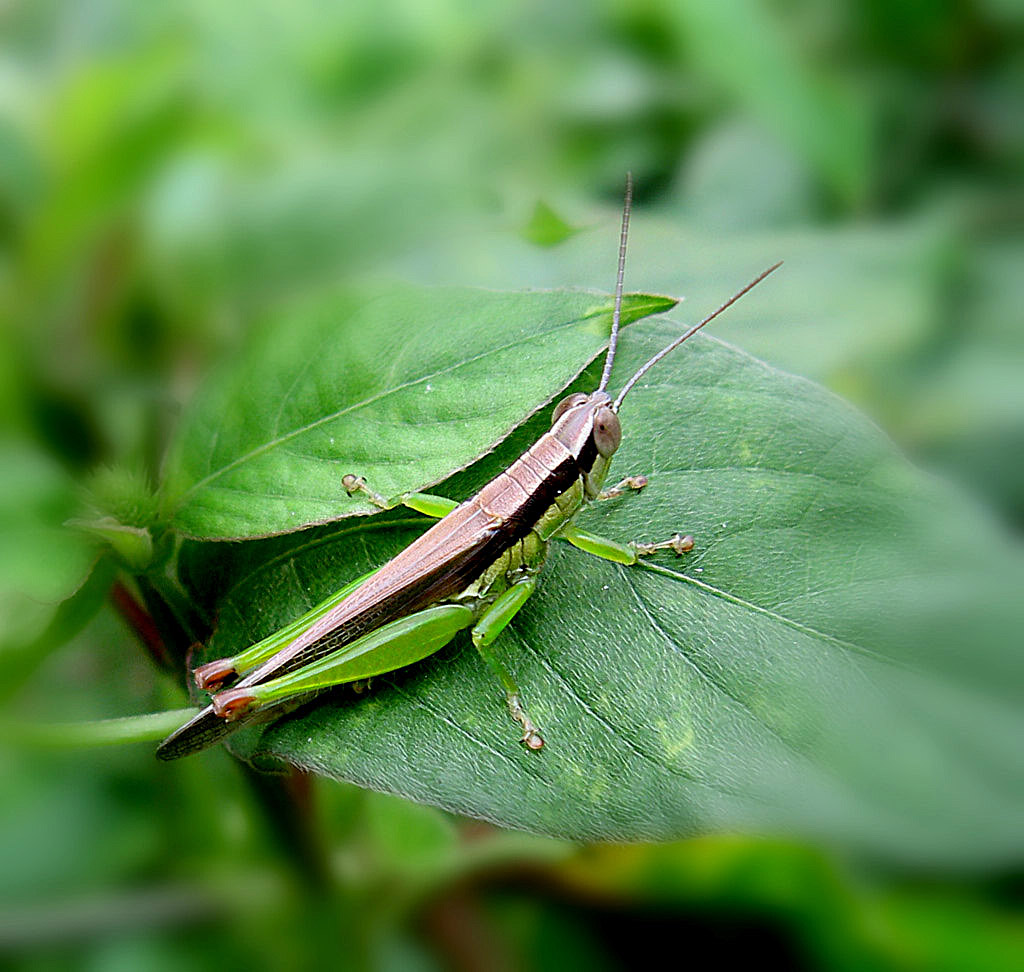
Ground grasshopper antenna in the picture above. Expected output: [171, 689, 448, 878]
[597, 172, 633, 393]
[614, 260, 783, 410]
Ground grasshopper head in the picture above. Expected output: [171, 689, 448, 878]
[549, 390, 621, 497]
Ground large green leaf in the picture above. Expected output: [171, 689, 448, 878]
[161, 285, 675, 539]
[402, 213, 946, 388]
[177, 316, 1024, 866]
[665, 0, 871, 206]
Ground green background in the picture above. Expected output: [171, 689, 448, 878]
[1, 0, 1022, 969]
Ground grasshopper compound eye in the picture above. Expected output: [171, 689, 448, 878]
[593, 406, 621, 458]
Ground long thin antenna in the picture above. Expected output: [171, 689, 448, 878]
[597, 172, 633, 393]
[613, 260, 783, 410]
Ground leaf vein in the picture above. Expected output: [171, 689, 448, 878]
[620, 569, 815, 766]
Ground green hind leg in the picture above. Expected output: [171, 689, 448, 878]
[194, 566, 383, 690]
[210, 604, 475, 719]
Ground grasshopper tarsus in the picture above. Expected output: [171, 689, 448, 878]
[631, 533, 696, 558]
[343, 474, 391, 510]
[598, 474, 649, 500]
[508, 693, 544, 751]
[523, 730, 545, 751]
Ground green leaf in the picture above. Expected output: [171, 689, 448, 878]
[176, 317, 1024, 866]
[522, 200, 578, 247]
[665, 0, 871, 206]
[161, 285, 675, 539]
[0, 443, 100, 651]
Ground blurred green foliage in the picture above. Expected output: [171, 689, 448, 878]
[1, 0, 1022, 969]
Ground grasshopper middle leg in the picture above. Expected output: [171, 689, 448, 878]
[588, 475, 695, 559]
[559, 523, 694, 564]
[598, 474, 649, 500]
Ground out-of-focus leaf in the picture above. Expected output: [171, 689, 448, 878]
[664, 0, 871, 206]
[160, 285, 676, 539]
[675, 120, 817, 230]
[522, 200, 578, 247]
[178, 320, 1024, 866]
[555, 838, 1024, 972]
[0, 559, 114, 704]
[0, 444, 99, 651]
[17, 43, 192, 304]
[397, 212, 946, 388]
[0, 109, 44, 227]
[361, 792, 457, 874]
[899, 237, 1024, 521]
[144, 153, 484, 316]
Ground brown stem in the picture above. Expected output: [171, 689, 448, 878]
[111, 579, 172, 671]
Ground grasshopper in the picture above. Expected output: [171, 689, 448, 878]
[157, 176, 780, 760]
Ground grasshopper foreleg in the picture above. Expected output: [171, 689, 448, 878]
[470, 578, 544, 750]
[588, 476, 694, 557]
[343, 474, 459, 519]
[598, 474, 648, 500]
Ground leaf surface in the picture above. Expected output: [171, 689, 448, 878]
[162, 285, 674, 538]
[178, 316, 1024, 865]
